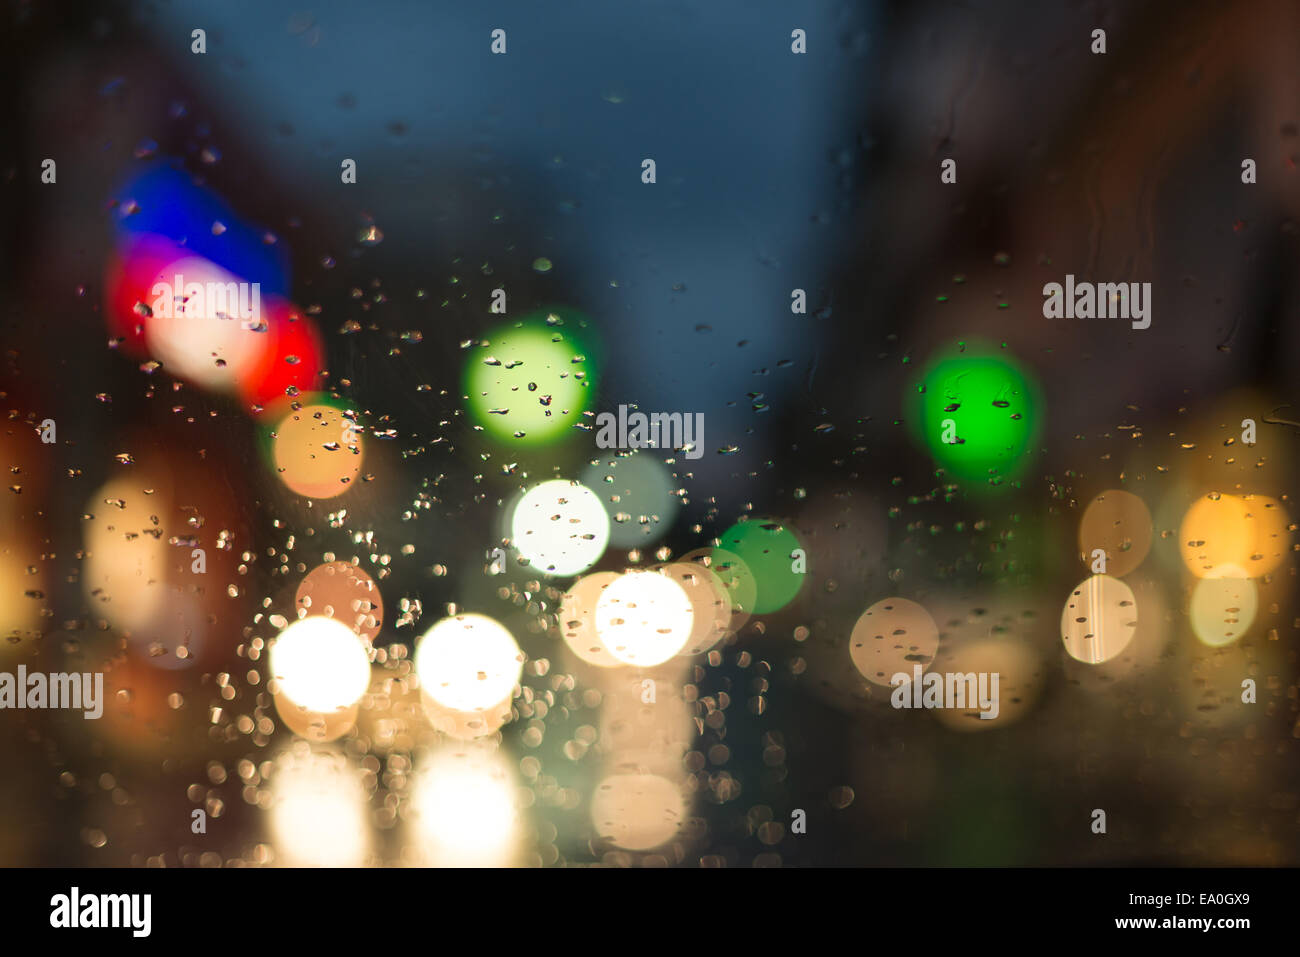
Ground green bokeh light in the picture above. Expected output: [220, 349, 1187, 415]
[463, 312, 599, 446]
[909, 345, 1042, 487]
[717, 518, 804, 615]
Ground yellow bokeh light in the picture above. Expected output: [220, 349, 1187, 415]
[0, 546, 45, 655]
[1238, 494, 1290, 577]
[83, 476, 171, 632]
[1179, 493, 1251, 577]
[595, 571, 694, 667]
[1189, 565, 1257, 647]
[1179, 492, 1290, 579]
[415, 613, 524, 713]
[272, 402, 363, 499]
[269, 616, 372, 713]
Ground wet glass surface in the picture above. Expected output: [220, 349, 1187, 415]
[0, 0, 1297, 869]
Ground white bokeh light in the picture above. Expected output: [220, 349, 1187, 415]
[595, 571, 694, 666]
[269, 616, 372, 712]
[509, 479, 610, 577]
[591, 772, 685, 851]
[413, 749, 518, 866]
[415, 613, 524, 712]
[1059, 574, 1138, 665]
[144, 254, 269, 392]
[270, 752, 369, 867]
[559, 571, 623, 668]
